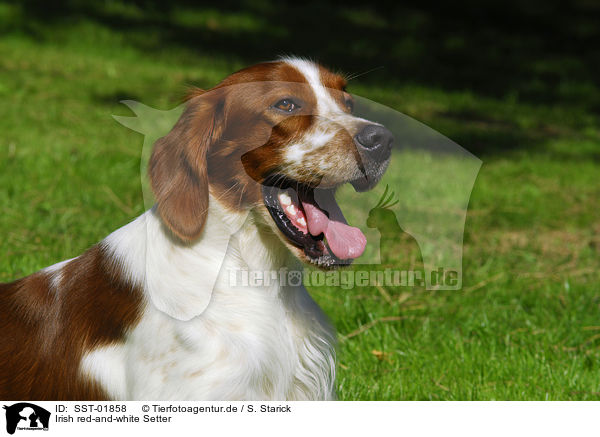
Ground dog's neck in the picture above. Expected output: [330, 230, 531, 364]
[103, 193, 296, 321]
[87, 195, 337, 400]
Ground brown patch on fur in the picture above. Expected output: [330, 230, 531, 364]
[217, 62, 309, 88]
[0, 246, 143, 400]
[318, 65, 351, 112]
[149, 89, 226, 242]
[154, 61, 321, 215]
[319, 66, 347, 91]
[239, 115, 315, 182]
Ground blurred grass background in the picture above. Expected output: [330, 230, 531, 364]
[1, 0, 599, 400]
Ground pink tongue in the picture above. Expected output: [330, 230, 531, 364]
[302, 201, 367, 260]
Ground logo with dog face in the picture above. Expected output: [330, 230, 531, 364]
[3, 403, 50, 434]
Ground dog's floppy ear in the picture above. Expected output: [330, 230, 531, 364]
[149, 90, 225, 242]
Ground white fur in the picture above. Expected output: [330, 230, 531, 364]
[102, 198, 246, 321]
[81, 194, 336, 400]
[80, 344, 128, 399]
[284, 58, 350, 160]
[42, 258, 74, 290]
[281, 57, 375, 186]
[285, 128, 336, 165]
[284, 58, 340, 115]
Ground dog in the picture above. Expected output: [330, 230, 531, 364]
[0, 57, 392, 400]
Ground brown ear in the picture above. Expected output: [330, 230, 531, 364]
[149, 92, 225, 242]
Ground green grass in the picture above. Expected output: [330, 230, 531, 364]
[1, 1, 600, 400]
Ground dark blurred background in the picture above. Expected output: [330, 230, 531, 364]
[10, 0, 600, 106]
[4, 0, 599, 159]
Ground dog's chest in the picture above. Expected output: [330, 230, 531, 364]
[82, 283, 335, 400]
[81, 207, 336, 400]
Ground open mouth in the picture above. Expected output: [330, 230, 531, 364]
[262, 176, 367, 268]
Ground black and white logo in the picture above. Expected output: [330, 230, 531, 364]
[3, 403, 50, 434]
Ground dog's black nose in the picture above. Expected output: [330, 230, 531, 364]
[354, 124, 393, 161]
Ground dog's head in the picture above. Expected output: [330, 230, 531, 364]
[149, 58, 393, 268]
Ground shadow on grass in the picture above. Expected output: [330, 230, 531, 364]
[9, 0, 600, 157]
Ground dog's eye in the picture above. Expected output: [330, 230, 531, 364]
[344, 98, 354, 113]
[274, 99, 300, 112]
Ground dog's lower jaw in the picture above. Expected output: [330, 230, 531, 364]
[84, 194, 336, 400]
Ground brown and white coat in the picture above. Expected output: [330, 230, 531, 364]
[0, 57, 392, 400]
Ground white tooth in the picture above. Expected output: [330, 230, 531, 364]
[279, 193, 292, 206]
[287, 204, 297, 215]
[297, 217, 307, 227]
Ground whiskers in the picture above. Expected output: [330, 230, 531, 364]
[344, 66, 384, 82]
